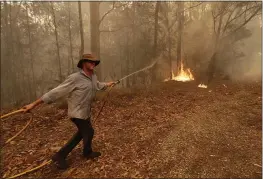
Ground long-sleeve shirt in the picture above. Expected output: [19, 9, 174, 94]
[41, 70, 107, 119]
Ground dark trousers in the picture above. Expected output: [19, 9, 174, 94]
[57, 118, 94, 158]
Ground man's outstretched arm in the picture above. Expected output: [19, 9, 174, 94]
[22, 98, 44, 112]
[22, 75, 75, 112]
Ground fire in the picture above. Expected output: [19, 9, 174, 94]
[166, 62, 194, 82]
[172, 69, 194, 82]
[198, 84, 207, 88]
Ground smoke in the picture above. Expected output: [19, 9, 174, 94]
[183, 17, 215, 80]
[226, 18, 262, 82]
[183, 13, 261, 82]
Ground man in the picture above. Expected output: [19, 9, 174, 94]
[22, 54, 115, 169]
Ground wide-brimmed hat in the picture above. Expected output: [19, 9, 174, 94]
[77, 54, 100, 68]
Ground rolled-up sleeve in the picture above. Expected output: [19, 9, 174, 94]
[41, 75, 75, 104]
[96, 81, 107, 91]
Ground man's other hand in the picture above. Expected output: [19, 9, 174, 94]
[106, 82, 116, 87]
[21, 98, 43, 113]
[22, 103, 35, 113]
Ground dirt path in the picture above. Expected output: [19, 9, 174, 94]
[1, 80, 261, 178]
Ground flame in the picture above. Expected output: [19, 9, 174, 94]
[164, 61, 194, 82]
[198, 84, 207, 88]
[171, 62, 194, 82]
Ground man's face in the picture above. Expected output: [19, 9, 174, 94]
[83, 60, 96, 71]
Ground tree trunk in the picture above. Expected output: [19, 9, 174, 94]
[26, 4, 37, 100]
[176, 2, 184, 73]
[168, 29, 172, 79]
[119, 42, 124, 87]
[153, 2, 160, 58]
[162, 3, 172, 80]
[208, 3, 225, 84]
[78, 1, 84, 59]
[15, 22, 31, 103]
[214, 12, 223, 51]
[68, 2, 74, 74]
[6, 2, 18, 104]
[152, 1, 160, 82]
[50, 2, 62, 82]
[131, 2, 136, 86]
[125, 31, 130, 88]
[90, 2, 101, 78]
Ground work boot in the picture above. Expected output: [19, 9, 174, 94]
[84, 151, 101, 160]
[52, 153, 69, 170]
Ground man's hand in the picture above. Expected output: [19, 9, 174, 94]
[106, 81, 116, 87]
[22, 103, 35, 113]
[22, 98, 44, 113]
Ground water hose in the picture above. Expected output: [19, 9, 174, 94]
[1, 60, 158, 178]
[4, 114, 33, 145]
[2, 81, 120, 178]
[93, 80, 119, 123]
[1, 109, 24, 119]
[4, 160, 52, 179]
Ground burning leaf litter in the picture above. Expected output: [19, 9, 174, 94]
[164, 61, 194, 82]
[198, 84, 208, 88]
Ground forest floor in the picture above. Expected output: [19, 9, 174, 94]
[1, 79, 262, 178]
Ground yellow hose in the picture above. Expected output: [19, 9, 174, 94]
[2, 83, 118, 178]
[94, 85, 113, 122]
[1, 109, 24, 119]
[5, 160, 52, 179]
[4, 115, 33, 145]
[1, 111, 52, 179]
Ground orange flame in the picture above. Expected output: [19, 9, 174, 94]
[198, 84, 207, 88]
[172, 62, 194, 82]
[164, 61, 194, 82]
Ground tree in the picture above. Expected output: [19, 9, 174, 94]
[90, 2, 128, 79]
[26, 4, 37, 99]
[78, 1, 84, 59]
[0, 1, 261, 108]
[50, 2, 62, 82]
[207, 2, 261, 83]
[161, 2, 173, 80]
[67, 2, 74, 74]
[176, 2, 184, 73]
[211, 2, 261, 50]
[151, 1, 160, 82]
[90, 2, 101, 77]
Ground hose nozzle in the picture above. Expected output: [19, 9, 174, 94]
[111, 80, 120, 87]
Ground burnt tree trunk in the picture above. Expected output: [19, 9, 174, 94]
[208, 3, 225, 84]
[176, 2, 184, 73]
[163, 3, 173, 80]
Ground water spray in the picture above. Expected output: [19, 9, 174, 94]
[113, 58, 159, 85]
